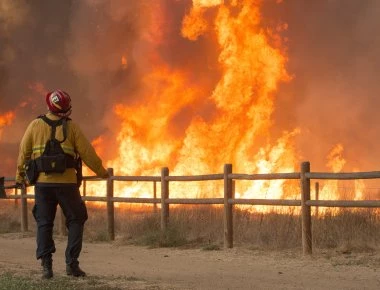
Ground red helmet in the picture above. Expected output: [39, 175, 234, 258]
[46, 90, 72, 117]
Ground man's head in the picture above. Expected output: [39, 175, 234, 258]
[46, 90, 72, 117]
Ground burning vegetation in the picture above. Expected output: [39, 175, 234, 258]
[1, 0, 380, 202]
[0, 111, 15, 140]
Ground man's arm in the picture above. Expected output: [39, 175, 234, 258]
[72, 122, 108, 178]
[15, 122, 34, 184]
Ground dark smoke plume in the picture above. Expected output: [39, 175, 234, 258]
[0, 0, 145, 176]
[264, 0, 380, 171]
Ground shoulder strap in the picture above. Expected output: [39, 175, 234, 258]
[39, 115, 70, 143]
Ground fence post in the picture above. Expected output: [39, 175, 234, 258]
[153, 181, 157, 213]
[315, 182, 319, 218]
[301, 161, 312, 255]
[20, 185, 28, 232]
[161, 167, 169, 233]
[224, 164, 233, 248]
[106, 168, 115, 241]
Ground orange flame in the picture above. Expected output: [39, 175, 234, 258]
[121, 55, 128, 69]
[320, 144, 346, 200]
[83, 1, 365, 207]
[354, 177, 365, 200]
[0, 111, 15, 140]
[82, 0, 299, 203]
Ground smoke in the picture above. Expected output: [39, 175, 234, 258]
[0, 0, 149, 176]
[263, 0, 380, 171]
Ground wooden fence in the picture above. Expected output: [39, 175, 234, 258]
[3, 161, 380, 255]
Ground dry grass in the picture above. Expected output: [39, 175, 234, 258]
[313, 208, 380, 252]
[2, 200, 380, 253]
[85, 204, 380, 252]
[114, 205, 224, 248]
[0, 200, 24, 234]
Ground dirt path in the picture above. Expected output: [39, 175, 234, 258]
[0, 233, 380, 289]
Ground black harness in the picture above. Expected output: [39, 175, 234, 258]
[34, 115, 76, 173]
[25, 115, 83, 186]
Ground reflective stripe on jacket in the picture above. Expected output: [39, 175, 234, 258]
[16, 112, 108, 184]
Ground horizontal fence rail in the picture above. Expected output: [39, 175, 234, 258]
[113, 176, 161, 182]
[306, 171, 380, 179]
[306, 200, 380, 207]
[231, 199, 301, 206]
[230, 173, 301, 180]
[2, 161, 380, 255]
[166, 174, 224, 181]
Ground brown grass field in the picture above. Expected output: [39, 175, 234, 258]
[1, 200, 380, 289]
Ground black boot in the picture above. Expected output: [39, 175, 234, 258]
[66, 261, 86, 277]
[41, 255, 53, 279]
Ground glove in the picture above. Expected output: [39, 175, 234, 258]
[15, 182, 26, 189]
[101, 171, 110, 179]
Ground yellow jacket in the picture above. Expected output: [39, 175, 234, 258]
[16, 112, 108, 185]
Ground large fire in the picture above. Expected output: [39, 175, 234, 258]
[83, 0, 367, 203]
[84, 0, 304, 201]
[1, 1, 368, 205]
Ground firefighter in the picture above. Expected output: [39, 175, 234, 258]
[15, 90, 109, 279]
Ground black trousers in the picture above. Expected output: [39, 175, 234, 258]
[33, 185, 88, 265]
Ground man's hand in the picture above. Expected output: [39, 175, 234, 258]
[101, 171, 110, 179]
[15, 182, 26, 189]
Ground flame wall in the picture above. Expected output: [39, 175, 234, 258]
[1, 0, 380, 199]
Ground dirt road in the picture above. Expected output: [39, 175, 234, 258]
[0, 233, 379, 289]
